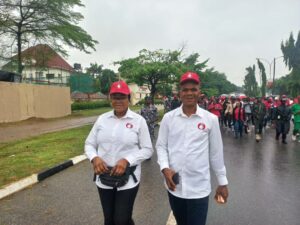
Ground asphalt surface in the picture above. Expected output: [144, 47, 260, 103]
[0, 126, 300, 225]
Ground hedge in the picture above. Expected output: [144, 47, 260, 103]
[71, 100, 111, 111]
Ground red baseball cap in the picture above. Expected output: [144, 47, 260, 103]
[180, 72, 200, 84]
[109, 80, 130, 95]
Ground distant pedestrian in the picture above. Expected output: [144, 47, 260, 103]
[156, 72, 229, 225]
[164, 96, 172, 113]
[140, 96, 158, 142]
[233, 100, 245, 138]
[171, 95, 181, 110]
[243, 97, 252, 133]
[85, 80, 153, 225]
[291, 95, 300, 142]
[253, 97, 266, 142]
[272, 95, 292, 144]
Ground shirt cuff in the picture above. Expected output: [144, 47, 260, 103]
[124, 155, 135, 166]
[86, 152, 98, 162]
[217, 175, 228, 186]
[159, 162, 170, 172]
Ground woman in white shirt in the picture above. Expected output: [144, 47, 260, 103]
[85, 80, 153, 225]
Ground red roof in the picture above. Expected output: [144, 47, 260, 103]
[17, 44, 73, 72]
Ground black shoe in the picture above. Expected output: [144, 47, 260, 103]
[275, 135, 279, 140]
[282, 140, 287, 144]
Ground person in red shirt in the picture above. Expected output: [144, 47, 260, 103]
[208, 97, 223, 123]
[233, 100, 245, 138]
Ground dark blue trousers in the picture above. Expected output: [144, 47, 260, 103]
[168, 192, 209, 225]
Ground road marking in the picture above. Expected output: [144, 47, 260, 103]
[166, 211, 176, 225]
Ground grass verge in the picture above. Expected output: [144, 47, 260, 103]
[0, 125, 92, 188]
[0, 107, 163, 188]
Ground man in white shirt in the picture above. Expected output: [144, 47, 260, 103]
[156, 72, 229, 225]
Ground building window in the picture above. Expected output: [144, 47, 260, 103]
[46, 74, 55, 79]
[35, 71, 43, 79]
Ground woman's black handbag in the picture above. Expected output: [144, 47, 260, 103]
[93, 166, 137, 188]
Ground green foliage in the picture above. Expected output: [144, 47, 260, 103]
[98, 69, 118, 95]
[156, 83, 173, 97]
[0, 125, 92, 187]
[86, 63, 103, 78]
[201, 68, 237, 96]
[71, 100, 111, 111]
[243, 65, 259, 97]
[281, 31, 300, 71]
[0, 0, 98, 73]
[116, 49, 185, 99]
[276, 31, 300, 97]
[136, 98, 164, 106]
[273, 70, 300, 97]
[257, 59, 267, 96]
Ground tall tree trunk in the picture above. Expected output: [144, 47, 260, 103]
[17, 30, 22, 74]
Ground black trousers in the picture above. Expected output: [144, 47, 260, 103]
[168, 192, 209, 225]
[97, 185, 139, 225]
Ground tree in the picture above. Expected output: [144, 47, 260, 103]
[200, 68, 237, 96]
[0, 0, 98, 74]
[257, 59, 267, 97]
[98, 69, 118, 96]
[86, 63, 103, 78]
[116, 49, 184, 100]
[279, 31, 300, 96]
[281, 31, 300, 72]
[243, 65, 259, 97]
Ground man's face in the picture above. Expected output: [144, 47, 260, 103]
[179, 82, 200, 107]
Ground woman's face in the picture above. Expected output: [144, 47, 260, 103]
[110, 93, 129, 114]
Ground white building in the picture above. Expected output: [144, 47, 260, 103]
[3, 44, 73, 84]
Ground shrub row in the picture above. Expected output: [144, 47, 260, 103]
[137, 98, 164, 105]
[71, 100, 111, 111]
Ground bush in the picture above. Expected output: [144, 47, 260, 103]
[71, 100, 111, 111]
[136, 98, 164, 106]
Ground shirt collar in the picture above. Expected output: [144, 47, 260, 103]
[108, 108, 134, 119]
[175, 105, 203, 118]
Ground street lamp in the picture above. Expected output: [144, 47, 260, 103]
[256, 56, 284, 95]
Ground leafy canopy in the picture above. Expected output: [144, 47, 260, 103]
[0, 0, 98, 73]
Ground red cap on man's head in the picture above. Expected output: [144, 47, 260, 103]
[180, 72, 200, 84]
[109, 80, 130, 95]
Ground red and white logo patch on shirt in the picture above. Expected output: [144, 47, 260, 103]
[126, 123, 133, 129]
[197, 122, 206, 130]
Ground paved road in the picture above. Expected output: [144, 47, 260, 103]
[1, 126, 300, 225]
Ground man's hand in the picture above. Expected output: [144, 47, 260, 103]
[162, 168, 176, 191]
[111, 159, 129, 176]
[92, 157, 109, 175]
[214, 185, 229, 204]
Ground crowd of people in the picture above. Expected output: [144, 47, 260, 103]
[84, 72, 299, 225]
[163, 94, 300, 144]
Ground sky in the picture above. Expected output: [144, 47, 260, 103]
[67, 0, 300, 86]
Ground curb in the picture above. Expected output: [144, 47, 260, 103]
[0, 154, 87, 200]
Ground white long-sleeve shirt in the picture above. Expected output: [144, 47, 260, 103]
[156, 105, 228, 199]
[85, 109, 153, 190]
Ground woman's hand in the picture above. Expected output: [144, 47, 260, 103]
[92, 157, 109, 174]
[111, 159, 129, 176]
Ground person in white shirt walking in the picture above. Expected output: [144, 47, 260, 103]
[85, 80, 153, 225]
[156, 72, 229, 225]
